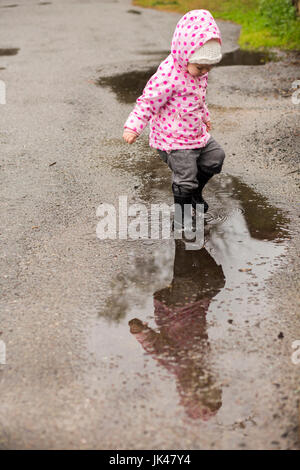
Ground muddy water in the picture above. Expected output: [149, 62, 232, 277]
[88, 142, 290, 437]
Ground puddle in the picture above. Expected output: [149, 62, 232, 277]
[96, 68, 157, 104]
[99, 173, 290, 322]
[100, 140, 291, 238]
[0, 48, 19, 56]
[135, 49, 275, 67]
[0, 3, 18, 7]
[89, 155, 290, 427]
[137, 49, 171, 56]
[152, 0, 179, 4]
[127, 9, 142, 15]
[96, 48, 277, 104]
[219, 48, 277, 66]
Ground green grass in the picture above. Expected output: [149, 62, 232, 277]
[133, 0, 300, 50]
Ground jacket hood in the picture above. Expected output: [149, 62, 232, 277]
[171, 10, 222, 70]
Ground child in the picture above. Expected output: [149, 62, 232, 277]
[123, 9, 225, 221]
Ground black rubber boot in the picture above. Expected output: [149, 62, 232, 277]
[172, 183, 193, 232]
[192, 172, 213, 214]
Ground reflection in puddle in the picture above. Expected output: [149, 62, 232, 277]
[0, 48, 19, 56]
[93, 173, 290, 422]
[129, 242, 224, 420]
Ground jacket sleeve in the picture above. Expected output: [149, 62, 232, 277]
[124, 65, 175, 135]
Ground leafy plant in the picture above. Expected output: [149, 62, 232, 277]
[259, 0, 297, 37]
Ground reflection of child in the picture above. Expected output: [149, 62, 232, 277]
[129, 241, 225, 420]
[123, 10, 225, 215]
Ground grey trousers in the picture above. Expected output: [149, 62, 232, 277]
[157, 136, 225, 192]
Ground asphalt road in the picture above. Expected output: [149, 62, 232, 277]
[0, 0, 299, 450]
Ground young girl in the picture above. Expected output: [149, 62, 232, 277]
[123, 9, 225, 220]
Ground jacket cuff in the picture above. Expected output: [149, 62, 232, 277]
[124, 127, 139, 136]
[124, 113, 147, 135]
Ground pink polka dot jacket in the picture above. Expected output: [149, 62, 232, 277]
[124, 10, 222, 152]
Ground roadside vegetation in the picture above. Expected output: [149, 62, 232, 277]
[133, 0, 300, 50]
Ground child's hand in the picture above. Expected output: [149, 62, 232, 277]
[123, 130, 138, 144]
[205, 121, 211, 131]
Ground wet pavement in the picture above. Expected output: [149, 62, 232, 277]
[0, 0, 299, 450]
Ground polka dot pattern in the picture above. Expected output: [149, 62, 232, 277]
[124, 9, 221, 151]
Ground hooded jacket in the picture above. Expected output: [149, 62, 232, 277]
[124, 10, 222, 152]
